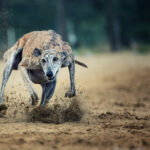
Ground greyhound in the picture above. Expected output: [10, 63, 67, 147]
[0, 30, 87, 106]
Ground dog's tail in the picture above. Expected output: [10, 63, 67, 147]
[75, 60, 88, 68]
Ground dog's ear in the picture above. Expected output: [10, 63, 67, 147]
[33, 48, 41, 57]
[61, 51, 68, 61]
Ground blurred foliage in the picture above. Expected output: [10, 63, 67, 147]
[0, 0, 150, 52]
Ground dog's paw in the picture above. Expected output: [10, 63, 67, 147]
[31, 94, 39, 106]
[65, 91, 76, 98]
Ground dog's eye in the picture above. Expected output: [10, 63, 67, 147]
[42, 59, 46, 63]
[53, 57, 58, 62]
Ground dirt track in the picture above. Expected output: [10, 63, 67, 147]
[0, 52, 150, 150]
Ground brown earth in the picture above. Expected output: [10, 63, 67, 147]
[0, 52, 150, 150]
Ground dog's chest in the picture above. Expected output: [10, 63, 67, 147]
[27, 69, 48, 84]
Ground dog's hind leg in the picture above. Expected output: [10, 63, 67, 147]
[19, 66, 39, 105]
[0, 53, 16, 103]
[40, 80, 56, 106]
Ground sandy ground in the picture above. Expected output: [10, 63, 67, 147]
[0, 52, 150, 150]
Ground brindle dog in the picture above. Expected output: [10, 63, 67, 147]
[0, 30, 87, 106]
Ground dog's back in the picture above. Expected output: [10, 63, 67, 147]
[3, 31, 35, 62]
[4, 30, 73, 69]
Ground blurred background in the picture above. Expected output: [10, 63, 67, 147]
[0, 0, 150, 55]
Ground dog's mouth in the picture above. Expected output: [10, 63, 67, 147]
[48, 76, 55, 81]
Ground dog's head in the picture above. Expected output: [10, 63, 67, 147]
[33, 48, 68, 81]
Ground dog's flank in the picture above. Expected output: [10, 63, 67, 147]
[0, 30, 87, 106]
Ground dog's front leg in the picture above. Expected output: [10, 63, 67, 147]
[40, 80, 56, 106]
[19, 66, 39, 106]
[65, 61, 76, 98]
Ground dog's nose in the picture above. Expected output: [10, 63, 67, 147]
[46, 71, 53, 78]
